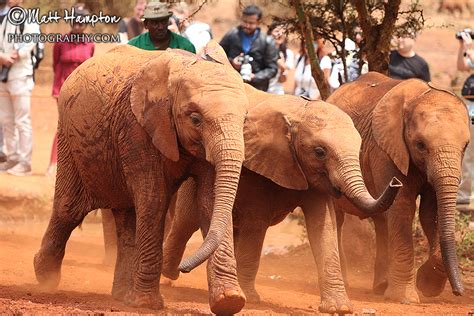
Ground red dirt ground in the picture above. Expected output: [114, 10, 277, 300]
[0, 1, 474, 314]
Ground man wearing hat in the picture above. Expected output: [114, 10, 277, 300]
[128, 0, 195, 53]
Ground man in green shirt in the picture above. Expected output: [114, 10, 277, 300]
[128, 0, 195, 53]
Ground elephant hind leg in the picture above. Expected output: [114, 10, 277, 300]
[162, 178, 200, 281]
[34, 134, 93, 289]
[111, 207, 136, 301]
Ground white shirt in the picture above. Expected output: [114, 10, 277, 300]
[294, 54, 331, 100]
[183, 22, 212, 54]
[0, 7, 40, 81]
[267, 48, 294, 95]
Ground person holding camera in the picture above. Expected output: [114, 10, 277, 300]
[128, 0, 195, 53]
[456, 29, 474, 207]
[0, 0, 39, 175]
[219, 5, 278, 91]
[266, 23, 294, 95]
[388, 31, 431, 82]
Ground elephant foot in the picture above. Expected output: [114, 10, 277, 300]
[161, 263, 180, 280]
[209, 284, 246, 315]
[33, 252, 61, 290]
[384, 284, 420, 304]
[111, 285, 127, 301]
[160, 276, 176, 286]
[416, 259, 447, 297]
[318, 292, 353, 314]
[124, 289, 164, 309]
[241, 286, 261, 303]
[373, 279, 388, 295]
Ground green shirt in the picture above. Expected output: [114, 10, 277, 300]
[128, 31, 196, 54]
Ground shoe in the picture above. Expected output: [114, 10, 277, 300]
[0, 160, 19, 173]
[6, 162, 32, 176]
[0, 151, 6, 163]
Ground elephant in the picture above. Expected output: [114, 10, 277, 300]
[33, 42, 249, 309]
[161, 84, 402, 315]
[328, 72, 469, 303]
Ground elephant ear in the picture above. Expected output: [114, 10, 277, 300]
[244, 100, 308, 190]
[130, 54, 180, 162]
[202, 40, 232, 67]
[372, 79, 430, 176]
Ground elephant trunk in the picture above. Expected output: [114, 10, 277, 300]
[178, 119, 244, 272]
[336, 156, 402, 215]
[429, 149, 464, 296]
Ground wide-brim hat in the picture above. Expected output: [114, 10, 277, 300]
[141, 0, 173, 21]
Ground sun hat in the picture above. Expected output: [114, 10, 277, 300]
[142, 0, 173, 21]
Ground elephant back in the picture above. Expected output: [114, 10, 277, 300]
[59, 46, 162, 111]
[328, 72, 400, 123]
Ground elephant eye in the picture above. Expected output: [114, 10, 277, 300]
[190, 113, 202, 126]
[314, 147, 327, 160]
[415, 140, 426, 151]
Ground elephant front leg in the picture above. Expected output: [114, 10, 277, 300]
[124, 199, 168, 309]
[302, 197, 352, 314]
[416, 187, 447, 297]
[384, 199, 420, 304]
[111, 208, 136, 301]
[335, 209, 348, 286]
[195, 167, 245, 315]
[234, 224, 267, 303]
[372, 214, 389, 295]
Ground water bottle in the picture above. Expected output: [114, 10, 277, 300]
[240, 55, 253, 82]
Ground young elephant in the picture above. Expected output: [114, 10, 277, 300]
[162, 86, 402, 315]
[329, 72, 469, 303]
[33, 43, 249, 309]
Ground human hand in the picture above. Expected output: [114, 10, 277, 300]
[0, 53, 14, 67]
[231, 53, 243, 71]
[461, 32, 472, 50]
[10, 50, 19, 61]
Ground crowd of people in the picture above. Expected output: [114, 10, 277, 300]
[0, 0, 473, 206]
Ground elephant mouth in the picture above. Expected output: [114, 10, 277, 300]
[330, 185, 343, 198]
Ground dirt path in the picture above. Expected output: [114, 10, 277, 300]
[0, 94, 473, 315]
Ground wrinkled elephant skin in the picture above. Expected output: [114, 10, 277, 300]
[328, 72, 469, 303]
[33, 42, 248, 310]
[161, 86, 401, 315]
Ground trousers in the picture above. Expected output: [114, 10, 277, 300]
[0, 76, 34, 165]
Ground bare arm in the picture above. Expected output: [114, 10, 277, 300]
[457, 32, 473, 71]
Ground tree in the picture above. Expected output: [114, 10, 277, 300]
[274, 0, 424, 100]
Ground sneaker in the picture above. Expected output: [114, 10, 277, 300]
[0, 160, 19, 173]
[7, 162, 32, 176]
[0, 151, 6, 163]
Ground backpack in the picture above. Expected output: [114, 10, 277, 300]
[19, 21, 44, 70]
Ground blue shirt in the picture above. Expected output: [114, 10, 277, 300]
[240, 28, 260, 54]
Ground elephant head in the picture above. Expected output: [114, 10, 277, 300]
[369, 77, 469, 296]
[243, 86, 401, 215]
[129, 41, 248, 272]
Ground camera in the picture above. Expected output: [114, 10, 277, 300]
[238, 55, 253, 82]
[455, 28, 474, 39]
[0, 66, 10, 83]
